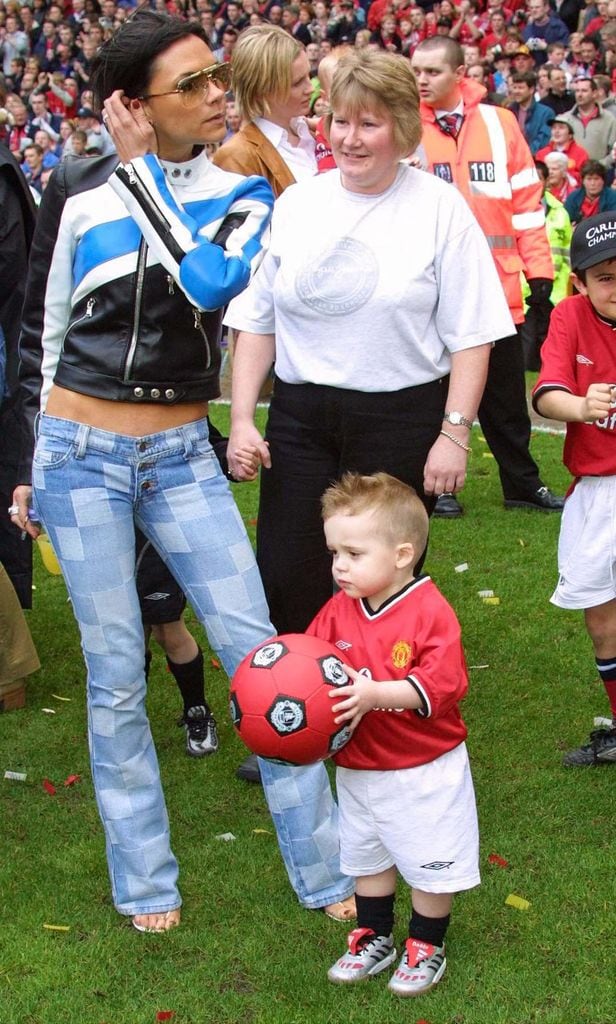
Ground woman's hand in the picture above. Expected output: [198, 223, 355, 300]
[227, 422, 271, 481]
[102, 90, 157, 163]
[9, 485, 41, 540]
[423, 433, 469, 496]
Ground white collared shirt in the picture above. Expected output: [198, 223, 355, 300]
[255, 116, 317, 181]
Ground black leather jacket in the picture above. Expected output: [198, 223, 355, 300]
[18, 150, 274, 481]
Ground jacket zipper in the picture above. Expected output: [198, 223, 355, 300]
[121, 163, 172, 230]
[123, 237, 147, 382]
[193, 307, 211, 369]
[61, 297, 96, 346]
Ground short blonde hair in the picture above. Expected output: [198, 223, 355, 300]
[231, 24, 304, 121]
[321, 472, 429, 555]
[326, 49, 421, 156]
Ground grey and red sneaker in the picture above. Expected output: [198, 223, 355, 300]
[388, 937, 446, 996]
[327, 928, 396, 984]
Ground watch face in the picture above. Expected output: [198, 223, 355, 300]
[449, 413, 461, 424]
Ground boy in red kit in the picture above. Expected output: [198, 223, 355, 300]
[533, 212, 616, 766]
[307, 472, 479, 997]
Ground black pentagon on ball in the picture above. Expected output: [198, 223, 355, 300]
[329, 724, 352, 754]
[229, 693, 242, 727]
[266, 694, 307, 736]
[250, 640, 289, 669]
[318, 654, 349, 687]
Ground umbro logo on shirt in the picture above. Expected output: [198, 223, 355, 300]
[576, 354, 594, 365]
[335, 640, 353, 650]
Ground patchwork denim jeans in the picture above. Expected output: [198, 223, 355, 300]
[33, 415, 351, 914]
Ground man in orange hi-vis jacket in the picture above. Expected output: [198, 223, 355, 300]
[412, 36, 564, 519]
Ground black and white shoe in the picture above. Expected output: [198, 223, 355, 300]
[180, 705, 219, 758]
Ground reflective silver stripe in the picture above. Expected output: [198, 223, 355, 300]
[511, 166, 539, 190]
[486, 235, 516, 249]
[473, 105, 511, 199]
[512, 209, 545, 230]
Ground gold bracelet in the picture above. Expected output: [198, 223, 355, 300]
[440, 429, 472, 453]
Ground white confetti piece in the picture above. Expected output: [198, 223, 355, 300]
[215, 832, 236, 842]
[477, 590, 494, 598]
[41, 708, 56, 715]
[4, 771, 27, 782]
[454, 563, 469, 573]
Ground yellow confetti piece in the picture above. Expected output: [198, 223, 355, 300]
[505, 894, 530, 911]
[483, 597, 500, 605]
[518, 539, 526, 548]
[43, 924, 70, 932]
[482, 452, 495, 458]
[52, 694, 71, 702]
[469, 664, 489, 670]
[478, 435, 487, 443]
[252, 828, 272, 835]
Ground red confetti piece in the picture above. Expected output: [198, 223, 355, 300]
[416, 1019, 433, 1024]
[248, 518, 258, 526]
[64, 774, 81, 787]
[210, 658, 221, 670]
[156, 1014, 175, 1021]
[42, 779, 56, 796]
[488, 852, 509, 868]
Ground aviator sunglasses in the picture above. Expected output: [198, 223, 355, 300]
[139, 62, 233, 106]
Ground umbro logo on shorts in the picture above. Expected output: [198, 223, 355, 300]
[420, 860, 455, 870]
[144, 591, 172, 601]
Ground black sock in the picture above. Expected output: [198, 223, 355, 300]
[355, 893, 395, 938]
[144, 648, 153, 684]
[408, 909, 450, 948]
[166, 648, 206, 714]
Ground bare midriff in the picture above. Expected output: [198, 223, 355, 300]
[45, 385, 209, 436]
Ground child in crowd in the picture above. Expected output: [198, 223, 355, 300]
[533, 211, 616, 766]
[307, 472, 479, 996]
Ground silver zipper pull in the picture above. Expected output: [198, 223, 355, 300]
[167, 275, 175, 295]
[193, 308, 201, 330]
[86, 297, 95, 316]
[126, 163, 137, 185]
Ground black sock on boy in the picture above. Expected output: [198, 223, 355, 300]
[355, 893, 395, 937]
[408, 909, 450, 948]
[166, 647, 206, 714]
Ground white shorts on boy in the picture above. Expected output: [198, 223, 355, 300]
[336, 742, 480, 892]
[551, 475, 616, 611]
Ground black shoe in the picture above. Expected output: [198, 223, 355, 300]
[504, 486, 564, 512]
[562, 727, 616, 766]
[433, 493, 463, 518]
[179, 705, 219, 758]
[236, 753, 261, 784]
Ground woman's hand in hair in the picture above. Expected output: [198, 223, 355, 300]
[103, 90, 157, 163]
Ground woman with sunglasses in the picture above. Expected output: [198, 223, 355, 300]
[10, 11, 275, 934]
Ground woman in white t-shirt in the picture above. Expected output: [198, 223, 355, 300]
[224, 49, 513, 928]
[213, 24, 316, 195]
[226, 48, 513, 630]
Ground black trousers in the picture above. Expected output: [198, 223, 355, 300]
[256, 377, 446, 635]
[478, 331, 543, 501]
[0, 400, 33, 608]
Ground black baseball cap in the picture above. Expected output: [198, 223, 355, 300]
[571, 212, 616, 272]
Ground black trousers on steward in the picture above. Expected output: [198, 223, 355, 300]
[256, 376, 447, 636]
[478, 332, 543, 501]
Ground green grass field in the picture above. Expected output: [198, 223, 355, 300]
[2, 408, 614, 1024]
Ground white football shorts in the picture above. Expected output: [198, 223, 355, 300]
[336, 742, 480, 893]
[551, 475, 616, 610]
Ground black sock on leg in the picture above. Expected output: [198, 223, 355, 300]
[166, 647, 206, 715]
[408, 909, 450, 948]
[355, 893, 395, 938]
